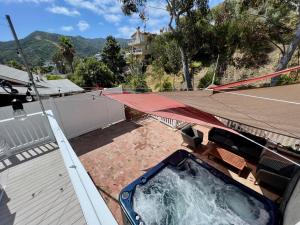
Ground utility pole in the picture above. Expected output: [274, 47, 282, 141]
[6, 15, 47, 116]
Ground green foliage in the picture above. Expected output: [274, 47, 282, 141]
[127, 53, 144, 75]
[150, 61, 173, 91]
[68, 73, 85, 87]
[59, 36, 75, 73]
[6, 60, 23, 70]
[125, 74, 149, 92]
[52, 51, 66, 74]
[46, 75, 64, 80]
[161, 78, 173, 92]
[101, 36, 126, 83]
[121, 0, 210, 89]
[73, 57, 114, 87]
[198, 68, 219, 88]
[150, 34, 181, 75]
[236, 0, 297, 63]
[0, 31, 129, 67]
[277, 74, 299, 85]
[191, 61, 202, 69]
[32, 64, 54, 74]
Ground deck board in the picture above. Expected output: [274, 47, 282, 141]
[0, 144, 86, 225]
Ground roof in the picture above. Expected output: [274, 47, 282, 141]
[0, 64, 84, 96]
[130, 29, 155, 38]
[0, 64, 46, 87]
[160, 84, 300, 138]
[0, 142, 87, 225]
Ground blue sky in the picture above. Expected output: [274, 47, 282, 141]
[0, 0, 223, 41]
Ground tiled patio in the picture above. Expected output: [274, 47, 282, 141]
[70, 117, 278, 225]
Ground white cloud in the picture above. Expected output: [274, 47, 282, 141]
[77, 20, 90, 31]
[65, 0, 102, 14]
[117, 26, 136, 38]
[104, 14, 122, 24]
[61, 26, 74, 32]
[64, 0, 123, 21]
[47, 5, 80, 16]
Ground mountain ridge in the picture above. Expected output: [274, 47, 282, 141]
[0, 31, 129, 66]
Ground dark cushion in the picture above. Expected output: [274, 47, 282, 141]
[257, 157, 297, 178]
[208, 128, 266, 162]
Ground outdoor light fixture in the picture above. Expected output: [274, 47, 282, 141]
[12, 98, 27, 121]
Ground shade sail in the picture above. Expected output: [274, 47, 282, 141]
[105, 93, 233, 132]
[212, 65, 300, 91]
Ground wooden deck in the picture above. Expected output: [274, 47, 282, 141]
[0, 142, 87, 225]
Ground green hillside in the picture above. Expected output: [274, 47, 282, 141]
[0, 31, 129, 66]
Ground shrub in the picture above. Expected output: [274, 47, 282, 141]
[161, 79, 173, 91]
[277, 74, 298, 86]
[125, 74, 150, 93]
[198, 69, 219, 88]
[46, 75, 64, 80]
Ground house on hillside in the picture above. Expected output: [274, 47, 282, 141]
[127, 27, 156, 62]
[0, 64, 84, 106]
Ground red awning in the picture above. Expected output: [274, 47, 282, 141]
[212, 65, 300, 91]
[106, 93, 233, 132]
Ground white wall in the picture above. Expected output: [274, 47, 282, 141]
[0, 87, 125, 139]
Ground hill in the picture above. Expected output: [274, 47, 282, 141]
[0, 31, 129, 66]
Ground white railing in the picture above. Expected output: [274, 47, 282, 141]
[0, 87, 125, 140]
[47, 110, 118, 225]
[216, 116, 300, 150]
[0, 112, 54, 158]
[128, 39, 144, 46]
[151, 115, 187, 129]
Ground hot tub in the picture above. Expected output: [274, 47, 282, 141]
[119, 150, 279, 225]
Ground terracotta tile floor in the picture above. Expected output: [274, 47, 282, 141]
[70, 118, 278, 225]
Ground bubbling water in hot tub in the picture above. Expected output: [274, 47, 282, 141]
[133, 159, 270, 225]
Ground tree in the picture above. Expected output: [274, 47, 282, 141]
[52, 51, 66, 74]
[149, 33, 182, 89]
[101, 36, 126, 83]
[6, 60, 23, 70]
[271, 1, 300, 84]
[240, 0, 300, 85]
[73, 57, 114, 87]
[121, 0, 210, 90]
[59, 36, 75, 73]
[150, 33, 181, 75]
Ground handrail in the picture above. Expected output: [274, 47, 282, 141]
[47, 110, 118, 225]
[0, 112, 53, 158]
[216, 116, 300, 150]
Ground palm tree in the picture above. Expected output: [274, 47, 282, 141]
[59, 36, 75, 73]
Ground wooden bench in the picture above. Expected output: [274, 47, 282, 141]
[208, 147, 247, 176]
